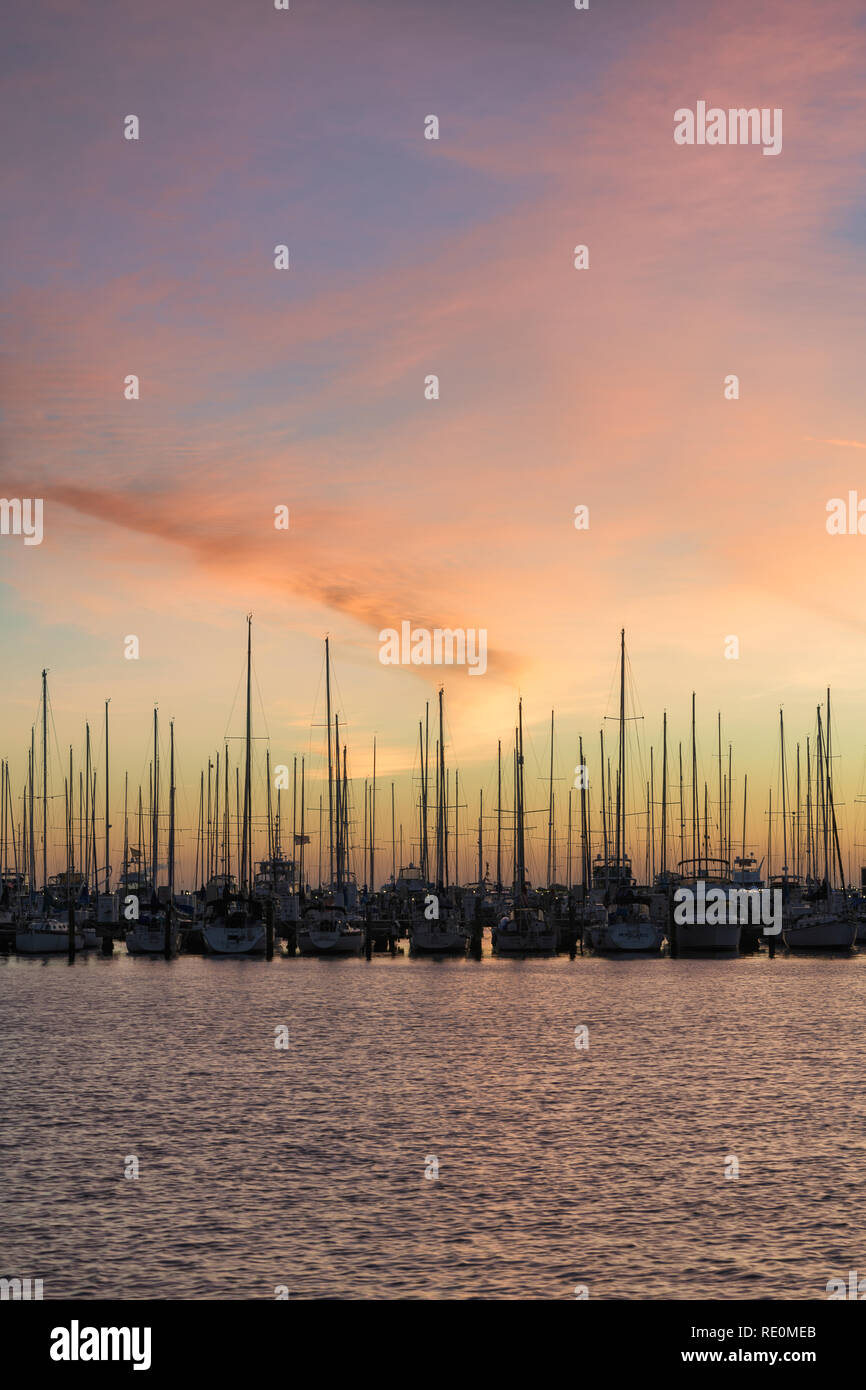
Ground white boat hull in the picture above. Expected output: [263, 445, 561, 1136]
[587, 919, 663, 953]
[297, 927, 365, 956]
[126, 925, 181, 955]
[16, 924, 84, 954]
[783, 916, 856, 950]
[202, 923, 267, 955]
[410, 925, 466, 954]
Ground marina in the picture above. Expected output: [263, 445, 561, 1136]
[3, 625, 866, 965]
[2, 626, 864, 966]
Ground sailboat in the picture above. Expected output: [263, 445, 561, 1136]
[15, 671, 84, 954]
[297, 638, 366, 955]
[673, 696, 740, 952]
[491, 700, 556, 954]
[585, 632, 664, 954]
[202, 617, 267, 956]
[783, 694, 855, 951]
[409, 688, 467, 954]
[126, 711, 180, 955]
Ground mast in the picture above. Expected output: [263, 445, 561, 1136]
[780, 708, 788, 878]
[768, 788, 773, 881]
[300, 758, 306, 895]
[496, 739, 502, 893]
[104, 698, 110, 894]
[224, 746, 230, 881]
[600, 729, 608, 880]
[138, 785, 146, 885]
[370, 736, 376, 894]
[678, 742, 684, 865]
[168, 720, 176, 900]
[152, 707, 159, 891]
[741, 774, 747, 863]
[691, 693, 698, 874]
[342, 745, 349, 885]
[41, 669, 48, 895]
[240, 615, 253, 896]
[436, 689, 445, 889]
[661, 712, 668, 875]
[266, 750, 273, 877]
[122, 771, 129, 889]
[29, 732, 35, 893]
[795, 744, 801, 880]
[515, 703, 525, 896]
[717, 712, 723, 865]
[547, 710, 554, 887]
[805, 737, 812, 881]
[618, 629, 626, 874]
[325, 637, 334, 889]
[454, 768, 459, 888]
[817, 706, 828, 884]
[85, 722, 91, 891]
[650, 748, 655, 882]
[579, 735, 589, 898]
[417, 721, 424, 876]
[423, 703, 429, 880]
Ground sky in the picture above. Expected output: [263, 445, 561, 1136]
[2, 0, 866, 887]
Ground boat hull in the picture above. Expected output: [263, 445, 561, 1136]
[587, 919, 663, 954]
[409, 926, 466, 954]
[202, 923, 267, 955]
[126, 926, 181, 955]
[783, 917, 856, 950]
[675, 921, 741, 952]
[297, 928, 365, 955]
[492, 928, 556, 954]
[16, 926, 84, 954]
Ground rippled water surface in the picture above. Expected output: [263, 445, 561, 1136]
[3, 948, 866, 1299]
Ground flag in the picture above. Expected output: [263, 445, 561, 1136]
[294, 833, 310, 845]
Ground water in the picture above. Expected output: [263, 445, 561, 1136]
[3, 948, 865, 1300]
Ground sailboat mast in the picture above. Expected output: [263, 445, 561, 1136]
[370, 736, 376, 893]
[517, 699, 526, 895]
[796, 744, 801, 880]
[152, 708, 159, 891]
[123, 771, 129, 888]
[691, 693, 698, 874]
[742, 774, 747, 863]
[41, 669, 48, 893]
[325, 637, 335, 889]
[780, 708, 789, 876]
[600, 729, 608, 879]
[334, 714, 342, 888]
[168, 720, 176, 899]
[436, 690, 445, 888]
[240, 615, 253, 896]
[618, 629, 626, 873]
[496, 739, 502, 893]
[661, 712, 668, 874]
[547, 710, 554, 887]
[104, 699, 110, 894]
[579, 735, 588, 895]
[423, 703, 429, 879]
